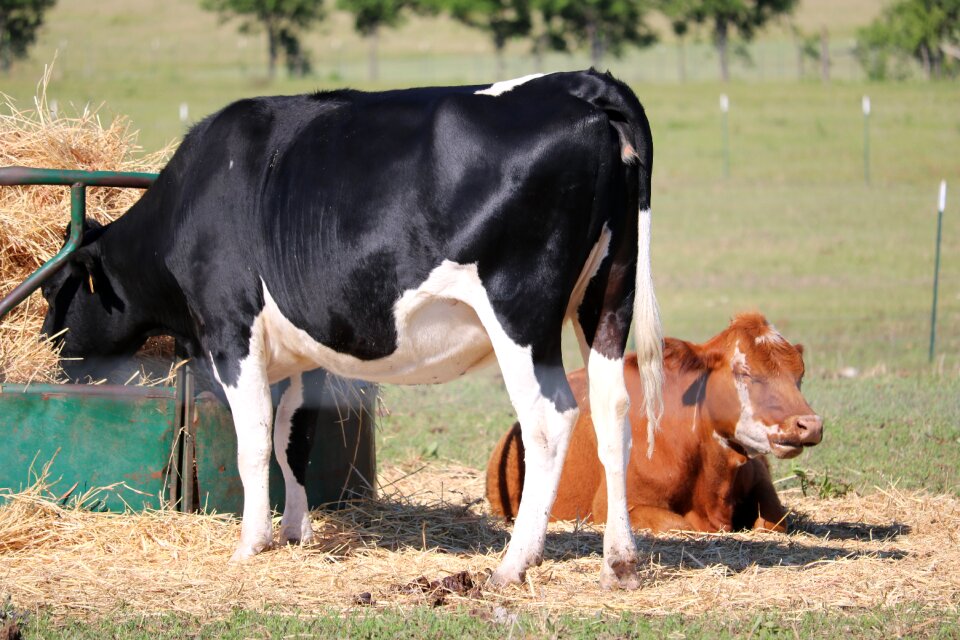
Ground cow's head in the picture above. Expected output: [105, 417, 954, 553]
[40, 219, 143, 381]
[695, 313, 822, 459]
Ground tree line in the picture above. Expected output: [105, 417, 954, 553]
[2, 0, 958, 80]
[199, 0, 802, 82]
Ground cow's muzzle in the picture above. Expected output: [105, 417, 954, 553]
[770, 414, 823, 458]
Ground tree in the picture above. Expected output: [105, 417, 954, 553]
[0, 0, 57, 73]
[855, 0, 960, 80]
[666, 0, 798, 82]
[445, 0, 532, 78]
[537, 0, 656, 68]
[659, 0, 697, 82]
[200, 0, 325, 80]
[338, 0, 414, 81]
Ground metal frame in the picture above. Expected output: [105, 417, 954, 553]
[0, 166, 158, 319]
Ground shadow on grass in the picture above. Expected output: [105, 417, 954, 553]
[313, 497, 910, 574]
[791, 515, 911, 541]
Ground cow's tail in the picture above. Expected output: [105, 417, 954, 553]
[485, 422, 524, 521]
[573, 71, 663, 456]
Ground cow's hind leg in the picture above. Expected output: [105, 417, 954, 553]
[274, 370, 322, 545]
[578, 247, 645, 589]
[486, 334, 578, 587]
[586, 347, 640, 589]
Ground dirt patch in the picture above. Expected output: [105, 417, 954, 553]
[0, 463, 958, 621]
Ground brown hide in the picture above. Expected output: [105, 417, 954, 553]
[486, 313, 821, 533]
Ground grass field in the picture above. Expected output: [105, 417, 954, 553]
[2, 0, 960, 636]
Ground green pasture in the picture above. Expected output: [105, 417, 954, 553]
[2, 0, 960, 636]
[19, 604, 960, 639]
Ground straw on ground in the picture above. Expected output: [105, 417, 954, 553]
[0, 462, 957, 621]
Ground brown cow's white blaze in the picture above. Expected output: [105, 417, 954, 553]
[730, 342, 780, 457]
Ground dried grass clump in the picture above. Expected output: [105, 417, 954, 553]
[0, 463, 958, 622]
[0, 64, 172, 384]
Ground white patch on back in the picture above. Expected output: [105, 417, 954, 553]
[475, 73, 545, 96]
[257, 261, 498, 385]
[731, 342, 777, 457]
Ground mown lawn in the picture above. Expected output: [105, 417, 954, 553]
[2, 0, 960, 636]
[19, 605, 960, 639]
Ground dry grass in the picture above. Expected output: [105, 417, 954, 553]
[0, 62, 171, 384]
[0, 462, 957, 621]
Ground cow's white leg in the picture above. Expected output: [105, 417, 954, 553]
[213, 344, 275, 562]
[588, 350, 640, 589]
[483, 342, 577, 586]
[274, 373, 314, 545]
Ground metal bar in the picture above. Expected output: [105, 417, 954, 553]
[0, 383, 175, 398]
[0, 184, 85, 319]
[0, 166, 158, 188]
[929, 180, 947, 363]
[0, 167, 157, 320]
[181, 366, 195, 512]
[862, 96, 871, 186]
[720, 94, 730, 180]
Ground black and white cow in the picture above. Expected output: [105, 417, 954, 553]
[40, 70, 663, 589]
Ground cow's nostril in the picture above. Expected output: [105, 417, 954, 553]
[795, 415, 823, 441]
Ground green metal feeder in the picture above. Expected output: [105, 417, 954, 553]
[0, 166, 376, 514]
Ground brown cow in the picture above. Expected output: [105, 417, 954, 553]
[487, 313, 822, 533]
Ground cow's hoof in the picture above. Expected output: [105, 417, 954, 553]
[280, 524, 315, 546]
[600, 560, 641, 591]
[229, 540, 271, 563]
[487, 567, 525, 589]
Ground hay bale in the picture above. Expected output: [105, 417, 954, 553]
[0, 65, 172, 384]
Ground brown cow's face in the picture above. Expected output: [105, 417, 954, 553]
[705, 317, 823, 459]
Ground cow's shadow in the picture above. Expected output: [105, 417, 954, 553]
[309, 497, 911, 573]
[790, 514, 911, 541]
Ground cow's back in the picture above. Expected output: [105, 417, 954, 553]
[150, 78, 627, 375]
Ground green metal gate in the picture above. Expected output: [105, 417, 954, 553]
[0, 166, 376, 514]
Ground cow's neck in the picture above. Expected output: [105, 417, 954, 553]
[97, 218, 194, 348]
[690, 376, 750, 531]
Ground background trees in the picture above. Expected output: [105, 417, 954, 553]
[446, 0, 532, 78]
[193, 0, 959, 83]
[338, 0, 419, 81]
[538, 0, 657, 68]
[856, 0, 960, 79]
[664, 0, 798, 82]
[200, 0, 326, 80]
[0, 0, 57, 73]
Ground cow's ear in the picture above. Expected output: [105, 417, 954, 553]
[67, 245, 98, 293]
[698, 348, 727, 371]
[794, 343, 805, 356]
[62, 216, 104, 246]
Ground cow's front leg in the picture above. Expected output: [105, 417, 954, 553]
[214, 348, 275, 562]
[487, 345, 578, 587]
